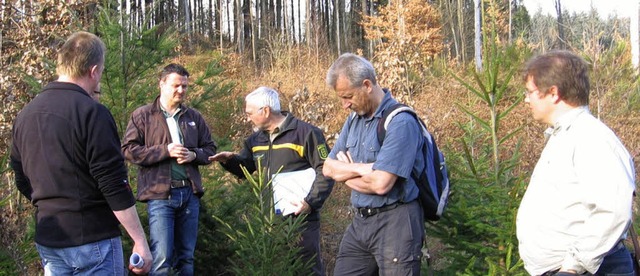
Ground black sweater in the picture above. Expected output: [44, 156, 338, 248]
[10, 82, 136, 248]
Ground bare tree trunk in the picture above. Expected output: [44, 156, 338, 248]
[226, 0, 232, 43]
[631, 0, 639, 71]
[276, 0, 282, 35]
[554, 0, 566, 49]
[250, 0, 256, 62]
[335, 0, 340, 53]
[119, 0, 127, 111]
[508, 0, 512, 43]
[298, 0, 303, 43]
[474, 0, 482, 71]
[208, 0, 213, 40]
[304, 0, 318, 45]
[182, 0, 192, 49]
[268, 0, 276, 37]
[236, 0, 244, 52]
[283, 0, 289, 43]
[458, 0, 466, 62]
[217, 0, 223, 48]
[343, 0, 351, 51]
[193, 0, 199, 38]
[242, 0, 250, 46]
[256, 0, 268, 39]
[290, 0, 296, 43]
[324, 0, 331, 46]
[441, 0, 460, 61]
[361, 0, 368, 56]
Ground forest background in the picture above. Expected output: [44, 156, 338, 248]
[1, 0, 639, 275]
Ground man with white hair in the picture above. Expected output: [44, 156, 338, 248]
[210, 86, 335, 275]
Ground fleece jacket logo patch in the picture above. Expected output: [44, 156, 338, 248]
[317, 144, 328, 160]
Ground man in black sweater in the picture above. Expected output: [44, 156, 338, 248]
[10, 31, 151, 275]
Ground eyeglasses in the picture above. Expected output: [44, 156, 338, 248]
[246, 106, 266, 117]
[523, 89, 539, 97]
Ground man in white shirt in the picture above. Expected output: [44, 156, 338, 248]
[516, 50, 636, 276]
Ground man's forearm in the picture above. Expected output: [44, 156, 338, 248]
[323, 158, 371, 182]
[346, 169, 397, 195]
[113, 205, 147, 245]
[344, 177, 374, 194]
[114, 205, 152, 274]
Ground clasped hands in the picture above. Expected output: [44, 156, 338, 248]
[168, 143, 196, 164]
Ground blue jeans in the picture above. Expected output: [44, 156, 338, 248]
[593, 244, 634, 276]
[36, 236, 124, 276]
[148, 186, 200, 276]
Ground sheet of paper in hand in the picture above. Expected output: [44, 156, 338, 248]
[271, 167, 315, 216]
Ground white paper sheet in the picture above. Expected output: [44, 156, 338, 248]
[271, 168, 316, 216]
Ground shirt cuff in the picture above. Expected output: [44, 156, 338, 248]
[561, 254, 586, 275]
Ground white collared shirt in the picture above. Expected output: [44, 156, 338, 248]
[517, 106, 636, 275]
[163, 108, 182, 144]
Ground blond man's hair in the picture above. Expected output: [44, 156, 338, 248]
[56, 31, 105, 78]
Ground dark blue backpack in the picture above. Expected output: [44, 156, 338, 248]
[377, 104, 450, 221]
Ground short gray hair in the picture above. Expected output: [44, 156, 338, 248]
[245, 86, 281, 112]
[326, 53, 377, 89]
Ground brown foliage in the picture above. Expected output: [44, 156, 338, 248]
[361, 0, 444, 97]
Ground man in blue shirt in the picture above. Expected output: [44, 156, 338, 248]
[323, 53, 425, 275]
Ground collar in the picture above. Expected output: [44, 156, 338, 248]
[271, 113, 288, 134]
[161, 105, 181, 118]
[368, 88, 397, 122]
[261, 112, 294, 135]
[44, 81, 92, 99]
[544, 106, 589, 138]
[152, 96, 185, 116]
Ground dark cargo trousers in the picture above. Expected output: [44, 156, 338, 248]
[299, 220, 324, 276]
[333, 200, 425, 276]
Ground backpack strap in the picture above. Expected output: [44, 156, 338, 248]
[377, 103, 430, 147]
[377, 103, 418, 145]
[377, 103, 427, 200]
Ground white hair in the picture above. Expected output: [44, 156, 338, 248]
[245, 86, 281, 112]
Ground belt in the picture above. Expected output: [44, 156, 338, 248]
[170, 179, 191, 189]
[354, 202, 402, 218]
[540, 270, 559, 276]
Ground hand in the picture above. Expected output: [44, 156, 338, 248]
[128, 241, 152, 274]
[177, 150, 196, 164]
[208, 151, 235, 163]
[290, 199, 311, 215]
[554, 271, 579, 276]
[168, 143, 189, 159]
